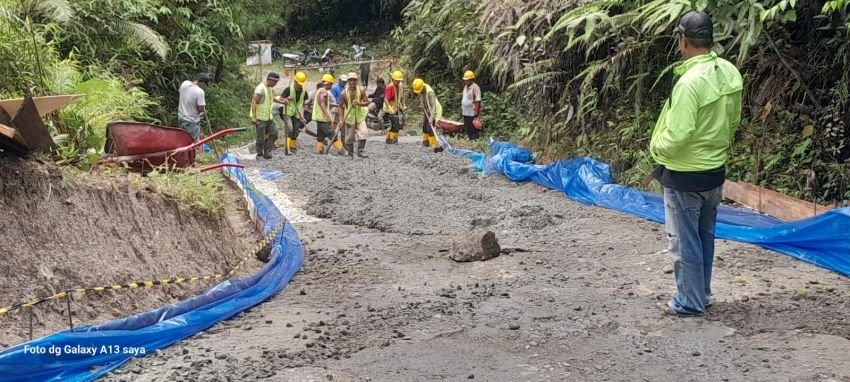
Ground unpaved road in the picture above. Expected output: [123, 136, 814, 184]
[105, 134, 850, 382]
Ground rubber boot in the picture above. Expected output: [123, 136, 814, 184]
[385, 133, 392, 144]
[357, 140, 368, 158]
[287, 137, 298, 153]
[422, 133, 430, 147]
[317, 141, 325, 154]
[332, 139, 345, 155]
[389, 132, 399, 144]
[345, 143, 355, 158]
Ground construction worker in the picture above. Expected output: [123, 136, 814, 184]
[338, 72, 370, 158]
[461, 70, 483, 140]
[412, 78, 443, 153]
[368, 78, 386, 133]
[314, 73, 345, 155]
[177, 72, 209, 141]
[331, 74, 347, 105]
[251, 72, 282, 159]
[278, 71, 308, 154]
[383, 70, 405, 144]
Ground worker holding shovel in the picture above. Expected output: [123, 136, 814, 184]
[278, 71, 309, 154]
[338, 72, 371, 159]
[383, 70, 406, 144]
[314, 74, 345, 154]
[412, 78, 444, 153]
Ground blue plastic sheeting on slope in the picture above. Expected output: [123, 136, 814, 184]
[0, 153, 304, 382]
[445, 138, 850, 277]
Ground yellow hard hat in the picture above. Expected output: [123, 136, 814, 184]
[294, 71, 307, 86]
[412, 78, 425, 94]
[321, 73, 334, 83]
[463, 70, 476, 81]
[392, 70, 404, 81]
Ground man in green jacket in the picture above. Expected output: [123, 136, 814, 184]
[650, 11, 743, 316]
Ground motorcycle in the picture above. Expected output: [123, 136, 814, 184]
[319, 48, 335, 72]
[281, 47, 322, 67]
[351, 44, 367, 61]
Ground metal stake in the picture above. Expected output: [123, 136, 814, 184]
[28, 306, 33, 341]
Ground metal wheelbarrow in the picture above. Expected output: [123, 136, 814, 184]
[100, 121, 246, 173]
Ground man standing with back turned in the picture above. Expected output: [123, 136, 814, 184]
[177, 72, 209, 141]
[650, 11, 742, 316]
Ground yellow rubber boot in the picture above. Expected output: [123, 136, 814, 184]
[428, 135, 438, 148]
[317, 141, 325, 154]
[422, 133, 430, 147]
[332, 139, 344, 154]
[287, 137, 298, 151]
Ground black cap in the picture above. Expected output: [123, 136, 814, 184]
[675, 11, 713, 40]
[267, 72, 280, 81]
[197, 72, 211, 83]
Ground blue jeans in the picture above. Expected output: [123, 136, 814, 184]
[178, 119, 201, 141]
[663, 186, 722, 314]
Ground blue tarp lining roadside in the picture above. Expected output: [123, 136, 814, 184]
[445, 138, 850, 277]
[0, 153, 304, 381]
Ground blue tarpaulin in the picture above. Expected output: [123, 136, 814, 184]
[0, 153, 304, 381]
[445, 138, 850, 277]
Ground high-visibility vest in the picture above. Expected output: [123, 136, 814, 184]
[285, 84, 306, 117]
[249, 84, 274, 121]
[422, 84, 442, 120]
[344, 86, 368, 125]
[383, 82, 403, 114]
[312, 88, 331, 122]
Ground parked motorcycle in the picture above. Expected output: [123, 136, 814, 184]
[281, 47, 322, 66]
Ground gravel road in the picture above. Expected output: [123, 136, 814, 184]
[104, 133, 850, 382]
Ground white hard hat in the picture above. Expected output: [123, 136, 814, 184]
[340, 74, 348, 82]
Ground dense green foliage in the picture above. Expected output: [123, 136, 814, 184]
[395, 0, 850, 204]
[0, 0, 282, 164]
[280, 0, 407, 38]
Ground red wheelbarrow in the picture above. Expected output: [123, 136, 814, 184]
[100, 121, 247, 173]
[435, 119, 465, 136]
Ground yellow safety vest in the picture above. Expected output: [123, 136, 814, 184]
[312, 88, 331, 122]
[344, 86, 368, 125]
[285, 84, 306, 117]
[249, 84, 274, 121]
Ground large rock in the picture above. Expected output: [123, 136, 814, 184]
[450, 231, 501, 262]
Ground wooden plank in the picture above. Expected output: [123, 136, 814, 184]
[0, 94, 83, 117]
[10, 95, 55, 153]
[723, 180, 831, 221]
[0, 124, 29, 155]
[0, 103, 11, 126]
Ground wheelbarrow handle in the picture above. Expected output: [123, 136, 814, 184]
[193, 127, 248, 150]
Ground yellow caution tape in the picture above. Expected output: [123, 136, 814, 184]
[0, 219, 285, 316]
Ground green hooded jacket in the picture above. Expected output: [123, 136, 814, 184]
[650, 52, 743, 172]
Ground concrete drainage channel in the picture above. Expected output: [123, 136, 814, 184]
[102, 133, 850, 382]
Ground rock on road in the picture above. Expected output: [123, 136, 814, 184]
[104, 133, 850, 382]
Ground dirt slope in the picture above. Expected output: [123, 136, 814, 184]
[0, 157, 257, 348]
[107, 135, 850, 382]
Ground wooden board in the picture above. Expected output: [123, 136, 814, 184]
[723, 180, 831, 221]
[0, 123, 29, 155]
[10, 95, 55, 152]
[0, 94, 83, 117]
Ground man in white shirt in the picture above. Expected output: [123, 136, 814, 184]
[461, 70, 482, 140]
[177, 73, 209, 141]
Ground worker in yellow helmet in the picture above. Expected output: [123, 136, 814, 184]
[338, 72, 371, 158]
[313, 73, 345, 154]
[412, 78, 443, 153]
[277, 71, 308, 154]
[383, 70, 406, 144]
[461, 70, 483, 140]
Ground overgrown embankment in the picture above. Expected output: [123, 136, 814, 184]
[0, 157, 257, 348]
[395, 0, 850, 205]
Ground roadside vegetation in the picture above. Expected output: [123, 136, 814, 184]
[3, 0, 850, 205]
[395, 0, 850, 204]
